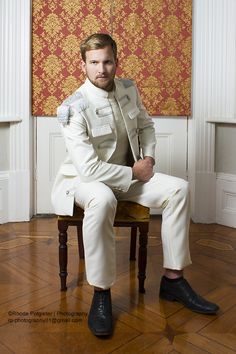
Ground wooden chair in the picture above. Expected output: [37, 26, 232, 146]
[58, 201, 150, 293]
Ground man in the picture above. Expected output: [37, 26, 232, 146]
[52, 33, 219, 337]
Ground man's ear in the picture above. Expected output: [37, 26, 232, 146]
[81, 60, 86, 74]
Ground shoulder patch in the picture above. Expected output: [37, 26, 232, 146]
[57, 91, 88, 126]
[121, 78, 134, 88]
[57, 105, 70, 126]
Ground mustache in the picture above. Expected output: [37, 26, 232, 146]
[96, 75, 108, 78]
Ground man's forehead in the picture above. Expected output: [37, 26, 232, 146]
[85, 46, 114, 60]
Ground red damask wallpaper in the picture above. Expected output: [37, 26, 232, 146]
[32, 0, 192, 116]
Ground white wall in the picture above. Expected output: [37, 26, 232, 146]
[0, 0, 33, 223]
[1, 0, 236, 225]
[189, 0, 236, 224]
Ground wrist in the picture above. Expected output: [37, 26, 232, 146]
[144, 156, 155, 166]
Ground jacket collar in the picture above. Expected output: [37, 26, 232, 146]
[84, 78, 115, 99]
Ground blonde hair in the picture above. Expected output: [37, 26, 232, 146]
[80, 33, 117, 62]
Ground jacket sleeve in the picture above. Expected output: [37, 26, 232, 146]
[61, 108, 133, 192]
[134, 84, 156, 160]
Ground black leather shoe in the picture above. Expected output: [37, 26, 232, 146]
[159, 276, 219, 314]
[88, 289, 113, 336]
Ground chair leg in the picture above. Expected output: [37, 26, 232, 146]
[77, 223, 84, 259]
[138, 222, 149, 293]
[58, 221, 68, 291]
[130, 227, 137, 260]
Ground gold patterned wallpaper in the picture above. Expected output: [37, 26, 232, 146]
[32, 0, 192, 116]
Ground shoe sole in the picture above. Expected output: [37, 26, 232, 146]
[88, 327, 112, 337]
[159, 293, 218, 315]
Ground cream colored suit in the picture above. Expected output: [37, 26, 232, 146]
[52, 78, 191, 289]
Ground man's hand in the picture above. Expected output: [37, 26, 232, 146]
[132, 156, 155, 182]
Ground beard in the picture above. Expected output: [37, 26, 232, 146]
[88, 75, 115, 92]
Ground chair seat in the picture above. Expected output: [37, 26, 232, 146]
[115, 201, 150, 222]
[58, 201, 150, 223]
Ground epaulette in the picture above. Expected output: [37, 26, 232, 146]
[57, 91, 88, 126]
[121, 78, 134, 88]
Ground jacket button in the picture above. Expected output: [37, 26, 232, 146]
[66, 190, 69, 195]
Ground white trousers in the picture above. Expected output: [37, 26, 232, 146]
[74, 173, 192, 289]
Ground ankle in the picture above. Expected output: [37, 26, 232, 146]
[164, 269, 183, 279]
[94, 287, 110, 292]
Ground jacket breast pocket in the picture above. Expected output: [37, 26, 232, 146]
[91, 124, 115, 151]
[91, 124, 112, 137]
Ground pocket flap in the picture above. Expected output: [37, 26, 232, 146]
[128, 107, 140, 119]
[60, 164, 77, 176]
[91, 124, 112, 137]
[119, 95, 130, 107]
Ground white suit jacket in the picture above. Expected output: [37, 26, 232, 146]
[51, 78, 156, 215]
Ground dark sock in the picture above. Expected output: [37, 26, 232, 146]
[94, 289, 110, 293]
[163, 275, 183, 283]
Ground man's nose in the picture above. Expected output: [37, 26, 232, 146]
[98, 63, 105, 73]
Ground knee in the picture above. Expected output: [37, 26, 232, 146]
[180, 179, 189, 192]
[176, 179, 189, 199]
[89, 186, 117, 212]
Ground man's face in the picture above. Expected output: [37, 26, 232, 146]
[81, 45, 118, 92]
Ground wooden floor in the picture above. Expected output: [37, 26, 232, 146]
[0, 216, 236, 354]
